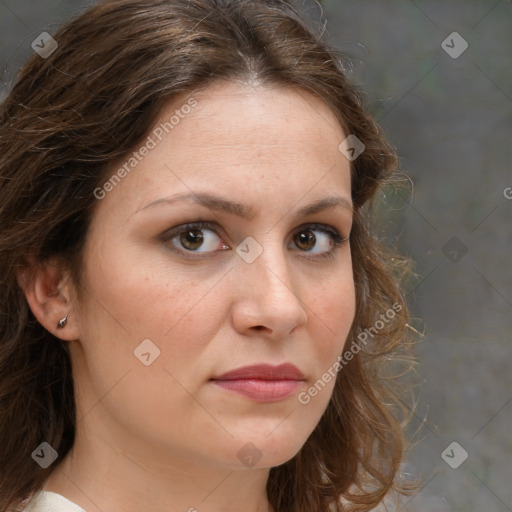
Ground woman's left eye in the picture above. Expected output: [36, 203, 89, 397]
[293, 228, 343, 253]
[161, 221, 345, 257]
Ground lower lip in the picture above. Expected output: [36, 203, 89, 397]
[211, 379, 303, 402]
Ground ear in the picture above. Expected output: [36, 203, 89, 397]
[16, 256, 80, 341]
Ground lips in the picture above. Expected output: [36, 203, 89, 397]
[212, 363, 305, 381]
[210, 364, 305, 402]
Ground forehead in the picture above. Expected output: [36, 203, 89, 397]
[98, 81, 351, 218]
[166, 81, 346, 157]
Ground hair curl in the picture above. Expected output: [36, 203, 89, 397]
[0, 1, 416, 510]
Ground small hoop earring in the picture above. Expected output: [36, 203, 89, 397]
[56, 315, 68, 329]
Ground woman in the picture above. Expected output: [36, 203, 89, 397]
[0, 1, 415, 511]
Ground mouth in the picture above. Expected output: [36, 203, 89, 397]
[210, 363, 306, 402]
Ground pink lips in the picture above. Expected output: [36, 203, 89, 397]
[210, 363, 305, 402]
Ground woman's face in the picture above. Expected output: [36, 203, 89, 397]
[70, 81, 355, 470]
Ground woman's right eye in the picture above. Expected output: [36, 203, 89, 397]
[163, 222, 230, 254]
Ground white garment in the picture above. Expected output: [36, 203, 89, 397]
[22, 491, 86, 512]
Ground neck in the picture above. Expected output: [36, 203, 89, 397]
[43, 414, 274, 512]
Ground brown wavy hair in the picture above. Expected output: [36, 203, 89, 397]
[0, 1, 416, 510]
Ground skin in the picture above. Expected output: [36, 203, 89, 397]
[22, 81, 355, 512]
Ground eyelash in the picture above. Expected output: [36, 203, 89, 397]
[161, 220, 348, 261]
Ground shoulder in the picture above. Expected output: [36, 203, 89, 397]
[21, 491, 86, 512]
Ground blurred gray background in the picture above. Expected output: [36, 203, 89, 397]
[1, 1, 510, 511]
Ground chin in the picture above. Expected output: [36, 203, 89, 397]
[224, 428, 309, 470]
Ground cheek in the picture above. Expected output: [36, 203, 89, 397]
[296, 281, 355, 415]
[79, 247, 228, 373]
[307, 274, 356, 369]
[73, 255, 227, 428]
[310, 271, 356, 331]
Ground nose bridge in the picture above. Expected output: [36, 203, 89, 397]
[236, 237, 307, 323]
[247, 239, 295, 297]
[229, 229, 311, 338]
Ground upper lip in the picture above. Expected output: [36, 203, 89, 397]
[211, 363, 305, 381]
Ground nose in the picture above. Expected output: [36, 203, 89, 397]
[230, 245, 308, 340]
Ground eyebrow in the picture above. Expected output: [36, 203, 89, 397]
[132, 192, 353, 219]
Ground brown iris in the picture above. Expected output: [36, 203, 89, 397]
[294, 230, 316, 251]
[180, 229, 204, 250]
